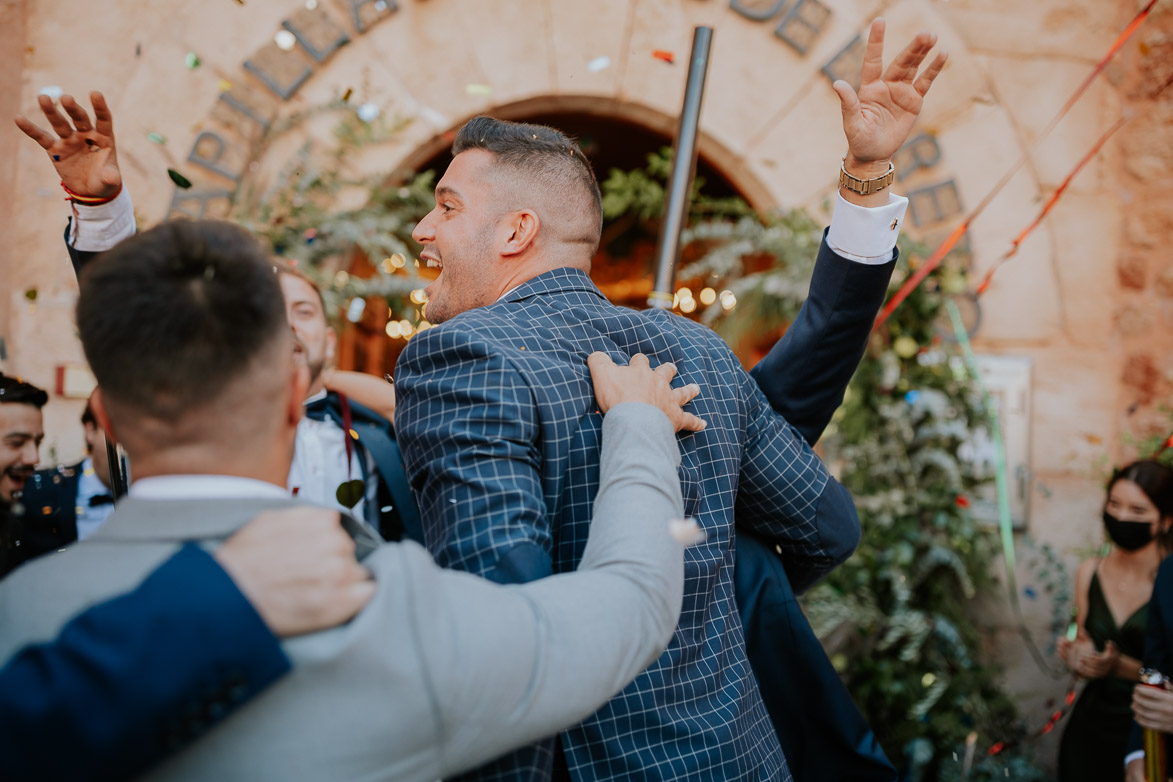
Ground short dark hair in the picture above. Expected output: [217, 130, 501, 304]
[453, 116, 603, 241]
[80, 400, 96, 427]
[76, 219, 289, 419]
[0, 374, 48, 409]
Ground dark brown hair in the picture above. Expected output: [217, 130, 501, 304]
[76, 219, 289, 419]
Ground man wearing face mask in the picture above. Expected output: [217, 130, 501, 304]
[1054, 461, 1173, 782]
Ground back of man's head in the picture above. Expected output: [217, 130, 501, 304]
[76, 220, 295, 466]
[453, 116, 603, 255]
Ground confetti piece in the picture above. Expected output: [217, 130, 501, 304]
[669, 518, 707, 546]
[904, 390, 921, 405]
[167, 168, 193, 189]
[335, 479, 364, 509]
[356, 102, 380, 122]
[148, 131, 166, 144]
[234, 0, 245, 5]
[24, 288, 37, 302]
[1023, 586, 1037, 600]
[652, 50, 675, 63]
[374, 0, 388, 10]
[587, 56, 611, 72]
[39, 86, 64, 100]
[135, 43, 141, 57]
[185, 51, 201, 69]
[274, 30, 297, 51]
[218, 79, 233, 92]
[305, 0, 317, 7]
[346, 298, 366, 323]
[464, 83, 493, 97]
[341, 87, 353, 103]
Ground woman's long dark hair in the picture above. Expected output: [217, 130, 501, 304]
[1107, 460, 1173, 553]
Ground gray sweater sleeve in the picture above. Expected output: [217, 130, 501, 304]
[401, 402, 684, 778]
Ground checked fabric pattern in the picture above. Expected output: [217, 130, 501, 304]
[395, 267, 861, 782]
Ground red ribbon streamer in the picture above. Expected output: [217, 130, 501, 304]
[874, 0, 1158, 328]
[974, 114, 1130, 296]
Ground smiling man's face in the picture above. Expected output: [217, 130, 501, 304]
[0, 403, 44, 503]
[411, 149, 508, 324]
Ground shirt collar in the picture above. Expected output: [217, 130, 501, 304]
[129, 475, 290, 501]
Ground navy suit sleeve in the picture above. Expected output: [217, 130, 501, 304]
[749, 233, 896, 444]
[395, 326, 551, 584]
[1128, 557, 1173, 757]
[0, 543, 290, 782]
[65, 219, 102, 279]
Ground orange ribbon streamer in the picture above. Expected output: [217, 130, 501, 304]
[874, 0, 1158, 328]
[973, 115, 1130, 296]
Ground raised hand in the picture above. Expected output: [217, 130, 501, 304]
[14, 91, 121, 199]
[588, 352, 706, 433]
[834, 18, 948, 173]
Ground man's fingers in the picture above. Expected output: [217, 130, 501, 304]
[90, 91, 114, 137]
[672, 382, 700, 407]
[60, 94, 93, 132]
[587, 351, 616, 374]
[914, 51, 948, 96]
[13, 116, 55, 150]
[629, 353, 651, 370]
[832, 80, 860, 121]
[860, 18, 886, 86]
[883, 31, 936, 83]
[38, 94, 75, 138]
[677, 412, 707, 433]
[653, 360, 678, 384]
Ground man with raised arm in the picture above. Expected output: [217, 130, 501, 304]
[394, 20, 945, 781]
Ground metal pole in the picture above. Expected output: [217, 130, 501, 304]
[648, 26, 713, 309]
[104, 439, 129, 500]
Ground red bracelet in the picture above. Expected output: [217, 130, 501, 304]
[61, 181, 122, 206]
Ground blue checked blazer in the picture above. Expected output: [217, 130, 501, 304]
[396, 245, 865, 781]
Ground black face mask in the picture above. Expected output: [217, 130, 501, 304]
[1103, 510, 1154, 551]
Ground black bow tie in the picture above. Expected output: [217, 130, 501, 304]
[89, 494, 114, 507]
[304, 397, 330, 422]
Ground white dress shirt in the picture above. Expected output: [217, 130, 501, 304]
[74, 456, 115, 541]
[287, 391, 377, 524]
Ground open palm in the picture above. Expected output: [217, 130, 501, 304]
[834, 19, 948, 165]
[14, 91, 121, 198]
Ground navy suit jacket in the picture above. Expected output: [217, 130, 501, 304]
[396, 238, 872, 781]
[1128, 556, 1173, 763]
[739, 236, 898, 781]
[2, 462, 84, 577]
[0, 543, 289, 781]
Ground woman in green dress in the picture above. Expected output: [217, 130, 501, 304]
[1057, 460, 1173, 782]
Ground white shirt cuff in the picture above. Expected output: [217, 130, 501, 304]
[826, 191, 909, 265]
[1125, 749, 1144, 769]
[68, 189, 136, 252]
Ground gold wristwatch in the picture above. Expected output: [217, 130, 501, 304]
[838, 159, 895, 195]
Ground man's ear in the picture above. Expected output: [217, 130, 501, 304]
[89, 389, 120, 446]
[500, 210, 540, 257]
[326, 325, 337, 364]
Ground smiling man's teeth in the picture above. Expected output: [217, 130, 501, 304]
[426, 259, 442, 269]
